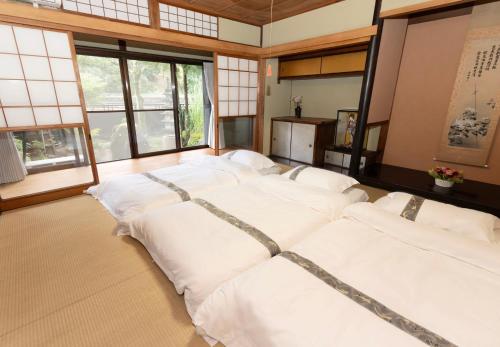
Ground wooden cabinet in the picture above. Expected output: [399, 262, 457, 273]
[271, 117, 336, 166]
[271, 121, 291, 158]
[321, 51, 366, 74]
[290, 123, 315, 163]
[279, 58, 321, 78]
[278, 51, 366, 80]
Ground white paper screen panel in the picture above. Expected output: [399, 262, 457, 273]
[217, 55, 258, 117]
[0, 23, 85, 129]
[62, 0, 150, 26]
[159, 3, 217, 38]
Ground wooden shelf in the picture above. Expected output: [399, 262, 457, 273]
[219, 115, 256, 120]
[271, 116, 336, 125]
[278, 50, 367, 80]
[321, 51, 366, 74]
[260, 25, 377, 58]
[358, 164, 500, 217]
[380, 0, 474, 19]
[280, 58, 322, 78]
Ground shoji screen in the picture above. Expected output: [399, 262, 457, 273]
[159, 3, 218, 38]
[0, 23, 85, 130]
[62, 0, 150, 25]
[217, 55, 258, 118]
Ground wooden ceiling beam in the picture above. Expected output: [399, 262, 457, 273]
[0, 1, 261, 57]
[0, 2, 376, 59]
[258, 25, 377, 58]
[380, 0, 475, 18]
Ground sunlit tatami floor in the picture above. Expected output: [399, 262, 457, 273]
[0, 194, 207, 347]
[0, 166, 94, 200]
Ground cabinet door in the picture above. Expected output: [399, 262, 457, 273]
[271, 121, 291, 158]
[279, 58, 321, 78]
[321, 51, 366, 75]
[290, 123, 315, 164]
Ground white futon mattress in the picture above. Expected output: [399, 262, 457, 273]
[127, 175, 356, 317]
[194, 202, 500, 347]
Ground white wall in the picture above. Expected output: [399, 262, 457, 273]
[263, 60, 363, 155]
[288, 77, 362, 119]
[381, 0, 430, 11]
[262, 0, 374, 47]
[263, 59, 291, 155]
[218, 18, 261, 46]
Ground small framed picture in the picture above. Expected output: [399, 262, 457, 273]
[336, 109, 358, 149]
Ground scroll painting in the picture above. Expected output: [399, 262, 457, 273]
[435, 4, 500, 167]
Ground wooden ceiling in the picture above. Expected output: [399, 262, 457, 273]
[161, 0, 344, 26]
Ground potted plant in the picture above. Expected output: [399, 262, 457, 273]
[428, 166, 464, 188]
[291, 96, 303, 118]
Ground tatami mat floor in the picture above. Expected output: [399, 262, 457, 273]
[0, 195, 207, 347]
[0, 169, 388, 346]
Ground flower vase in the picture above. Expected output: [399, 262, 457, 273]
[434, 178, 454, 188]
[295, 106, 302, 118]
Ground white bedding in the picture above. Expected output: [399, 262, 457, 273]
[127, 175, 355, 317]
[86, 156, 260, 228]
[194, 202, 500, 347]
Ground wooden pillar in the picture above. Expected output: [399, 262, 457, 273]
[255, 58, 267, 153]
[213, 52, 219, 155]
[348, 0, 383, 176]
[149, 0, 160, 30]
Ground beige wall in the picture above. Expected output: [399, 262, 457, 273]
[218, 18, 261, 47]
[263, 59, 292, 155]
[383, 8, 500, 185]
[367, 18, 407, 124]
[263, 59, 363, 155]
[262, 0, 374, 47]
[381, 0, 430, 11]
[288, 77, 362, 119]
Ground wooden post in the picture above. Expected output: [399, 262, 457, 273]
[213, 52, 219, 156]
[255, 58, 266, 153]
[68, 31, 100, 185]
[349, 0, 383, 177]
[149, 0, 160, 30]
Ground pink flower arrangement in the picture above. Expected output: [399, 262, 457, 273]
[428, 166, 464, 183]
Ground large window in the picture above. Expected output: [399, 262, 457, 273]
[77, 50, 208, 163]
[128, 60, 176, 154]
[12, 127, 89, 173]
[176, 64, 205, 148]
[78, 55, 131, 163]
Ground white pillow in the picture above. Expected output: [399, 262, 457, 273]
[375, 192, 499, 243]
[282, 165, 359, 193]
[222, 150, 280, 174]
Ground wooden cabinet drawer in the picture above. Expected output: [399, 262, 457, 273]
[321, 51, 366, 75]
[279, 58, 321, 78]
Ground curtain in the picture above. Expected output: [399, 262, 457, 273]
[0, 132, 27, 185]
[203, 62, 225, 149]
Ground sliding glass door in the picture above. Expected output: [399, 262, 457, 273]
[128, 60, 177, 154]
[77, 49, 208, 163]
[78, 55, 131, 163]
[176, 64, 206, 148]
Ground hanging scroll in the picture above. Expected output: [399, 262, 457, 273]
[435, 3, 500, 166]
